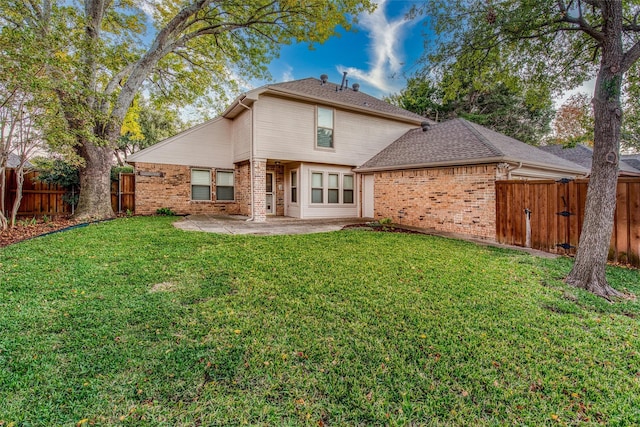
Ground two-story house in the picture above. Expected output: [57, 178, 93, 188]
[128, 75, 588, 239]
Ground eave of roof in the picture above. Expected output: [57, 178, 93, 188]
[355, 156, 589, 175]
[222, 78, 428, 125]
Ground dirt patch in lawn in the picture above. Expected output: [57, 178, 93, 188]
[0, 217, 80, 248]
[341, 223, 426, 235]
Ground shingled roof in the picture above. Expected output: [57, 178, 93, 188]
[357, 118, 588, 174]
[622, 154, 640, 171]
[540, 144, 640, 176]
[6, 153, 33, 169]
[251, 77, 428, 124]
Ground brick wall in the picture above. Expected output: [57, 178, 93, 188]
[374, 164, 500, 239]
[266, 164, 285, 216]
[133, 162, 249, 216]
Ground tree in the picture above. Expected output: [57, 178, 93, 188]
[551, 93, 594, 146]
[2, 0, 373, 221]
[418, 1, 640, 298]
[115, 97, 185, 165]
[387, 76, 554, 145]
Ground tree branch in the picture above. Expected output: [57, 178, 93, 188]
[557, 0, 605, 42]
[622, 41, 640, 73]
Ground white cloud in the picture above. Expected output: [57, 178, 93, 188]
[554, 78, 596, 108]
[338, 0, 417, 94]
[281, 65, 294, 82]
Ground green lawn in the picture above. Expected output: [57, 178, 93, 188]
[1, 217, 639, 426]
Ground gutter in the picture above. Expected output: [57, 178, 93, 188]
[355, 156, 588, 176]
[506, 162, 522, 179]
[238, 96, 254, 221]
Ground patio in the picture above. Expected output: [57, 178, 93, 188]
[173, 215, 370, 235]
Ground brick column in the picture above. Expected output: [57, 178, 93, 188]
[252, 158, 267, 222]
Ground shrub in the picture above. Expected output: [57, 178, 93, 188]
[155, 207, 176, 216]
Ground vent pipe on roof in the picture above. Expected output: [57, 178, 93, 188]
[421, 121, 431, 132]
[352, 83, 360, 92]
[339, 71, 347, 90]
[320, 74, 328, 85]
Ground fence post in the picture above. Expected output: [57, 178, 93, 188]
[524, 208, 531, 248]
[118, 172, 122, 213]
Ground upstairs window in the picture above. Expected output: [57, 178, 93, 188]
[317, 107, 334, 148]
[191, 169, 211, 201]
[216, 170, 234, 201]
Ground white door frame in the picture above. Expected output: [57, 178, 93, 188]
[266, 171, 275, 215]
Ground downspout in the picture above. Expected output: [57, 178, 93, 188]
[238, 97, 254, 221]
[507, 162, 523, 179]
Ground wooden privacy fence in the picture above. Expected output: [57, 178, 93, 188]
[496, 178, 640, 267]
[3, 170, 135, 217]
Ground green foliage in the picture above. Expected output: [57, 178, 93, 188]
[389, 76, 554, 145]
[33, 158, 79, 188]
[116, 98, 186, 157]
[110, 165, 134, 181]
[155, 207, 176, 216]
[32, 158, 80, 207]
[0, 217, 638, 424]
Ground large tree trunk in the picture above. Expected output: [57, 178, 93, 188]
[74, 140, 115, 221]
[565, 2, 625, 299]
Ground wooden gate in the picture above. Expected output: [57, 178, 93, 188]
[111, 173, 135, 213]
[496, 178, 640, 267]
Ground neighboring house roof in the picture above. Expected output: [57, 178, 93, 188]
[224, 77, 429, 124]
[6, 153, 33, 169]
[540, 144, 640, 176]
[622, 154, 640, 171]
[356, 118, 588, 175]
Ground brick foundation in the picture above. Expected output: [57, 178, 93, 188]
[374, 165, 500, 239]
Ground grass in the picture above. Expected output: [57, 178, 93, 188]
[1, 217, 639, 426]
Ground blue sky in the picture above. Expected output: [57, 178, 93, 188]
[266, 0, 427, 98]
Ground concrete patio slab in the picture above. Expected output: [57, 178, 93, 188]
[173, 215, 370, 236]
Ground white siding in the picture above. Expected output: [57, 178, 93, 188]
[254, 96, 416, 166]
[297, 163, 358, 219]
[233, 109, 252, 162]
[127, 117, 234, 168]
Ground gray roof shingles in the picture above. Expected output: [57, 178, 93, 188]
[622, 154, 640, 171]
[541, 144, 640, 175]
[263, 78, 428, 123]
[6, 153, 33, 169]
[358, 118, 588, 173]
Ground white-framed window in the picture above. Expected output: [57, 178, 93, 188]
[311, 172, 323, 203]
[310, 172, 355, 205]
[328, 173, 339, 203]
[216, 170, 234, 201]
[343, 174, 354, 204]
[317, 107, 334, 149]
[290, 170, 298, 203]
[191, 169, 211, 201]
